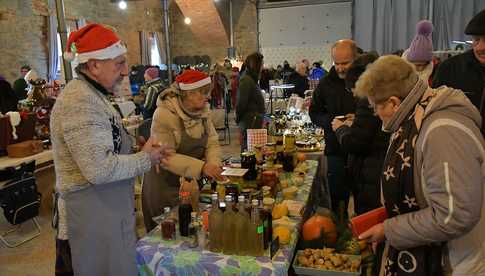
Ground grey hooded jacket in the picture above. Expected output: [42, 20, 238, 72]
[382, 85, 485, 275]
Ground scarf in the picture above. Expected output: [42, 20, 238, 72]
[381, 78, 442, 276]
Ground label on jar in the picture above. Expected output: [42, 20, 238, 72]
[257, 225, 264, 234]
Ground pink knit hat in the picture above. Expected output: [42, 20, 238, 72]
[407, 20, 434, 62]
[145, 67, 159, 80]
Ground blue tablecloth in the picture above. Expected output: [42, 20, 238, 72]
[136, 160, 318, 276]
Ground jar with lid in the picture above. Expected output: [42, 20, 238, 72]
[241, 151, 257, 180]
[284, 133, 296, 151]
[254, 144, 264, 164]
[261, 170, 278, 194]
[161, 207, 176, 240]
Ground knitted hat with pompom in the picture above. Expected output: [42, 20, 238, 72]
[407, 20, 434, 62]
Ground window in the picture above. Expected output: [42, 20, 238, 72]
[150, 33, 161, 66]
[56, 33, 63, 79]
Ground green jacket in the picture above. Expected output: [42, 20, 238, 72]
[236, 73, 265, 128]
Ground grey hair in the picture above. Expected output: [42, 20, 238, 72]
[355, 55, 419, 104]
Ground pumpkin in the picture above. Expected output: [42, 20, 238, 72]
[273, 226, 291, 244]
[302, 208, 337, 244]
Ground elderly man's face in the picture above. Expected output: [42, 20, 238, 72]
[89, 55, 128, 92]
[332, 47, 354, 79]
[472, 35, 485, 65]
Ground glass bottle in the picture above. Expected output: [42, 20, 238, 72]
[209, 194, 223, 252]
[161, 207, 176, 240]
[188, 212, 198, 248]
[235, 195, 250, 255]
[179, 191, 193, 237]
[248, 199, 264, 256]
[259, 200, 273, 250]
[222, 195, 237, 255]
[197, 214, 206, 249]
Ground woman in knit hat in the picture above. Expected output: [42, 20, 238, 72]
[403, 20, 436, 85]
[142, 69, 222, 231]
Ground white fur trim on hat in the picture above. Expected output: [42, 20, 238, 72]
[178, 77, 212, 90]
[76, 40, 127, 63]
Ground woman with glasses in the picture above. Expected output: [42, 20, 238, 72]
[142, 69, 223, 232]
[358, 55, 485, 275]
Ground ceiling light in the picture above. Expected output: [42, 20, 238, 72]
[118, 0, 127, 10]
[184, 17, 191, 24]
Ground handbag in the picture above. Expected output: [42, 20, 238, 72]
[0, 175, 41, 225]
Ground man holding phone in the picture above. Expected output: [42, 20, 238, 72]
[309, 39, 357, 214]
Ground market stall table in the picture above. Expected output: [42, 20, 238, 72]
[136, 160, 318, 276]
[0, 149, 53, 170]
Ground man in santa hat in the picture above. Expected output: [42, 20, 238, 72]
[50, 23, 172, 276]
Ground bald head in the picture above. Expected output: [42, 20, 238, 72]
[332, 39, 357, 79]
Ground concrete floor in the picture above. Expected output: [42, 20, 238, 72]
[0, 111, 241, 276]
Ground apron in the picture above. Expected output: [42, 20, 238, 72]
[62, 97, 138, 276]
[142, 118, 208, 232]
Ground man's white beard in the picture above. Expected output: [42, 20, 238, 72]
[111, 79, 123, 96]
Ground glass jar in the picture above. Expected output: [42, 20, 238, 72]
[284, 133, 296, 151]
[161, 207, 176, 240]
[241, 151, 257, 180]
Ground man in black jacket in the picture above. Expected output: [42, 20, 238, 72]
[332, 53, 390, 215]
[309, 39, 357, 214]
[432, 9, 485, 132]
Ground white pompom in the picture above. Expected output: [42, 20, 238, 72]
[63, 51, 75, 62]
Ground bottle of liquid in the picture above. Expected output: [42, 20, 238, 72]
[259, 201, 273, 250]
[179, 191, 193, 237]
[197, 214, 206, 249]
[161, 207, 176, 240]
[222, 195, 237, 255]
[248, 199, 264, 256]
[188, 212, 198, 248]
[235, 195, 250, 255]
[209, 194, 223, 252]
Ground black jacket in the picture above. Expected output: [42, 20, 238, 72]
[432, 50, 485, 131]
[335, 98, 390, 214]
[309, 66, 356, 156]
[236, 73, 265, 129]
[288, 72, 309, 98]
[0, 80, 18, 114]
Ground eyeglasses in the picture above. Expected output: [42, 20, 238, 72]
[197, 87, 211, 97]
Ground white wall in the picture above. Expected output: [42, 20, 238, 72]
[259, 2, 352, 69]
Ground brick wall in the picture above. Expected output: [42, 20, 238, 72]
[0, 0, 257, 84]
[170, 0, 258, 65]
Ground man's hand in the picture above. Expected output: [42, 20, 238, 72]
[142, 137, 174, 166]
[202, 163, 223, 181]
[331, 118, 345, 131]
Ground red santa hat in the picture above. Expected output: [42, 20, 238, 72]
[63, 23, 127, 63]
[175, 69, 211, 90]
